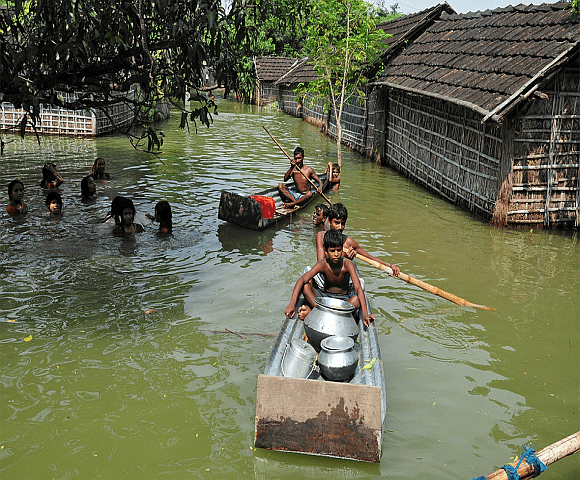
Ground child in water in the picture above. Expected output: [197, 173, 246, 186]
[89, 157, 110, 180]
[6, 180, 28, 216]
[112, 198, 144, 235]
[45, 191, 63, 217]
[80, 175, 97, 199]
[325, 162, 340, 191]
[146, 201, 173, 233]
[40, 163, 64, 189]
[312, 203, 329, 227]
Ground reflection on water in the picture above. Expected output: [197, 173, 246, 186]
[1, 99, 578, 479]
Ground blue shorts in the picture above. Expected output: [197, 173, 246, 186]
[288, 187, 305, 201]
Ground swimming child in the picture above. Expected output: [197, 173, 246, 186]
[145, 201, 173, 233]
[80, 175, 97, 199]
[45, 191, 63, 216]
[6, 180, 28, 216]
[312, 203, 329, 227]
[112, 198, 144, 235]
[89, 157, 110, 180]
[40, 163, 64, 189]
[325, 162, 341, 191]
[285, 229, 375, 327]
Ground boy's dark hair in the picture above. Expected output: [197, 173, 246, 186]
[40, 163, 57, 187]
[80, 175, 93, 198]
[328, 202, 348, 222]
[323, 229, 344, 250]
[155, 201, 173, 232]
[314, 203, 329, 218]
[332, 163, 340, 172]
[294, 146, 304, 157]
[45, 191, 62, 207]
[8, 180, 24, 200]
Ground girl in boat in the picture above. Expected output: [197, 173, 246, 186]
[6, 179, 28, 216]
[80, 175, 97, 201]
[112, 197, 144, 235]
[45, 191, 63, 217]
[40, 163, 64, 189]
[146, 201, 173, 233]
[89, 157, 111, 180]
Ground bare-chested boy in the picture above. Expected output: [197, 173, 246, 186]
[277, 147, 322, 209]
[285, 229, 375, 326]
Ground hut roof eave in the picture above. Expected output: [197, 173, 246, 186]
[370, 80, 501, 123]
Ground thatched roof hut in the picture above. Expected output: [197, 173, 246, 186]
[371, 2, 580, 229]
[253, 56, 298, 106]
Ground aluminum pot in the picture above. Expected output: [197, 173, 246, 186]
[318, 336, 358, 381]
[304, 296, 358, 351]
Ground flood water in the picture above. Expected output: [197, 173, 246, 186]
[1, 99, 578, 479]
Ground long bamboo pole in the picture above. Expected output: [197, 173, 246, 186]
[263, 126, 332, 206]
[480, 431, 580, 480]
[354, 253, 494, 310]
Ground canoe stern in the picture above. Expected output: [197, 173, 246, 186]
[255, 374, 382, 463]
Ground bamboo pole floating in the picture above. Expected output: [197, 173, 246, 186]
[354, 253, 495, 310]
[480, 431, 580, 480]
[263, 126, 333, 206]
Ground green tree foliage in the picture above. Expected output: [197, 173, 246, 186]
[228, 0, 312, 103]
[297, 0, 388, 166]
[0, 0, 263, 151]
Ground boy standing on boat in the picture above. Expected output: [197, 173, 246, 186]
[278, 147, 322, 209]
[285, 229, 375, 327]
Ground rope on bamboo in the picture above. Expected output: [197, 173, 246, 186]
[471, 446, 547, 480]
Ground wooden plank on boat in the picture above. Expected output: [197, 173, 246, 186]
[255, 374, 382, 463]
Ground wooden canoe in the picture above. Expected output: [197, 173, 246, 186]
[254, 277, 386, 463]
[218, 173, 328, 231]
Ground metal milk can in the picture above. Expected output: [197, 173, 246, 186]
[281, 339, 317, 378]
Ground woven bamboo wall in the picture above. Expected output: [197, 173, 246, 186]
[279, 87, 302, 118]
[301, 93, 327, 130]
[327, 93, 367, 153]
[0, 89, 138, 137]
[256, 83, 279, 106]
[383, 90, 503, 220]
[496, 63, 580, 229]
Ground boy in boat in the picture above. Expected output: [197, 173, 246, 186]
[277, 147, 322, 209]
[314, 203, 400, 274]
[285, 229, 375, 327]
[299, 203, 400, 318]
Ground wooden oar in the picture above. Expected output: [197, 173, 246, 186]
[354, 253, 494, 310]
[478, 431, 580, 480]
[263, 126, 332, 206]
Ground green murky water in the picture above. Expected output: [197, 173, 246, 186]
[1, 99, 578, 479]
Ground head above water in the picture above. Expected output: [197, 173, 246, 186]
[80, 175, 96, 198]
[313, 203, 329, 226]
[90, 157, 107, 177]
[323, 228, 344, 251]
[8, 180, 24, 202]
[155, 201, 173, 232]
[45, 191, 62, 213]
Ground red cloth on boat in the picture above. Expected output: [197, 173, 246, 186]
[250, 195, 275, 219]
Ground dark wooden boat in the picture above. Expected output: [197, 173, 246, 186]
[218, 173, 328, 231]
[254, 276, 387, 463]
